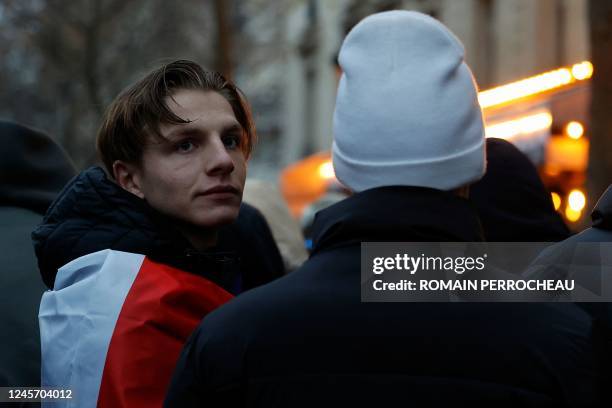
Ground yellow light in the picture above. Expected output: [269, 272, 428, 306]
[568, 189, 586, 212]
[551, 192, 561, 210]
[318, 161, 335, 179]
[485, 112, 552, 140]
[571, 61, 593, 80]
[565, 121, 584, 139]
[478, 61, 593, 109]
[565, 207, 582, 223]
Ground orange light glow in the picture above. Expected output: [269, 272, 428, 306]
[545, 137, 590, 172]
[565, 121, 584, 139]
[478, 61, 592, 109]
[551, 192, 561, 211]
[280, 152, 333, 218]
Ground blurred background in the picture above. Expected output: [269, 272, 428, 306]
[1, 0, 610, 229]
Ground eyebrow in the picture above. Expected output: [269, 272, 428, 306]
[164, 122, 243, 141]
[222, 123, 244, 134]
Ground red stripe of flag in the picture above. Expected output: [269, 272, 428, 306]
[97, 257, 234, 407]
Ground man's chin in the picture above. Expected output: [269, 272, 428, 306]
[191, 207, 240, 228]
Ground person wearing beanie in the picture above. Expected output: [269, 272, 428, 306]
[165, 12, 601, 407]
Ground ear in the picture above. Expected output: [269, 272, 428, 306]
[113, 160, 145, 199]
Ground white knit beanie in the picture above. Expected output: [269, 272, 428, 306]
[332, 10, 486, 192]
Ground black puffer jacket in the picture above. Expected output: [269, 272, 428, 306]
[166, 186, 602, 407]
[33, 166, 282, 293]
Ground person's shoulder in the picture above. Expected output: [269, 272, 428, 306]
[207, 271, 299, 326]
[51, 249, 145, 290]
[572, 226, 612, 242]
[191, 264, 321, 350]
[187, 247, 353, 357]
[238, 201, 262, 218]
[535, 227, 612, 262]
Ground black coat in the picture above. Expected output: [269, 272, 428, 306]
[165, 186, 601, 407]
[217, 203, 285, 292]
[32, 166, 283, 294]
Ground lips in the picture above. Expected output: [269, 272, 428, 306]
[199, 185, 240, 197]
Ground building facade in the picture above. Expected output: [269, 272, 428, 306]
[269, 0, 589, 167]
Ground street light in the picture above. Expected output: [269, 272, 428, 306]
[565, 121, 584, 139]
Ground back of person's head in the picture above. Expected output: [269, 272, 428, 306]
[332, 11, 485, 193]
[470, 138, 570, 242]
[0, 120, 76, 215]
[96, 59, 255, 177]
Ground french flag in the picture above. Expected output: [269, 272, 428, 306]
[39, 249, 233, 407]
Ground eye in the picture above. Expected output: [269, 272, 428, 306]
[222, 133, 242, 150]
[175, 139, 196, 153]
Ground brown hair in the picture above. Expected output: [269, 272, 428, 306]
[96, 60, 255, 176]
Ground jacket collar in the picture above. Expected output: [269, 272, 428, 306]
[310, 186, 484, 255]
[33, 166, 239, 289]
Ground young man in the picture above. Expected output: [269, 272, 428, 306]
[33, 60, 276, 407]
[166, 12, 601, 407]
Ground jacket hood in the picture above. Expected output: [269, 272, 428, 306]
[0, 121, 76, 215]
[310, 186, 484, 254]
[470, 138, 570, 241]
[32, 166, 237, 289]
[592, 185, 612, 230]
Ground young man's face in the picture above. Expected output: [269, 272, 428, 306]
[129, 89, 247, 229]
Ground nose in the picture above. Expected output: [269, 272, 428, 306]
[205, 137, 235, 176]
